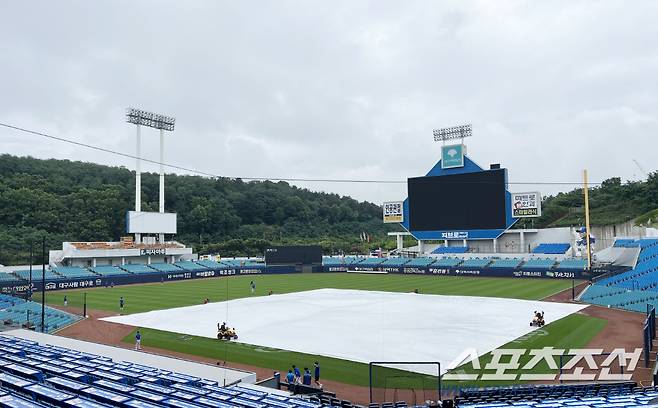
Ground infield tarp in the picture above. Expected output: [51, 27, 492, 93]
[103, 289, 585, 375]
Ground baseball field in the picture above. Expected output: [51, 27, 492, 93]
[47, 273, 608, 388]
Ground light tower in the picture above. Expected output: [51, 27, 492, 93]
[125, 108, 176, 243]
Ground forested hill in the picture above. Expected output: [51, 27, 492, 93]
[0, 155, 396, 264]
[518, 174, 658, 229]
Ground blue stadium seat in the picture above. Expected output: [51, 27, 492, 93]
[532, 243, 571, 254]
[147, 264, 183, 273]
[0, 335, 325, 408]
[460, 258, 491, 268]
[521, 258, 556, 270]
[432, 246, 468, 254]
[489, 258, 523, 269]
[555, 259, 588, 270]
[90, 266, 130, 277]
[582, 239, 658, 311]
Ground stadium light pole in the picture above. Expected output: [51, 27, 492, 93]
[28, 242, 33, 300]
[433, 124, 472, 145]
[125, 108, 176, 243]
[41, 236, 45, 333]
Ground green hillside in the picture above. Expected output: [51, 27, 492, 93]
[0, 155, 398, 264]
[516, 175, 658, 229]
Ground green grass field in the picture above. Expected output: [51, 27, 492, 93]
[44, 273, 603, 388]
[48, 273, 579, 314]
[120, 313, 605, 388]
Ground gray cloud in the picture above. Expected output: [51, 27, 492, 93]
[1, 0, 657, 204]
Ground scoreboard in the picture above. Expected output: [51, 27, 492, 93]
[407, 169, 507, 231]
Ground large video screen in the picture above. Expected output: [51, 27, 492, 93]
[408, 169, 507, 231]
[265, 245, 323, 265]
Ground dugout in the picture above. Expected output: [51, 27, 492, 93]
[264, 245, 322, 273]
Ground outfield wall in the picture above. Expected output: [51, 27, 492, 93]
[325, 265, 591, 279]
[0, 263, 587, 294]
[0, 265, 300, 294]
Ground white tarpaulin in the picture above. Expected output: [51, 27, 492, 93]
[103, 289, 585, 374]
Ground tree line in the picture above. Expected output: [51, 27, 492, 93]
[0, 155, 398, 265]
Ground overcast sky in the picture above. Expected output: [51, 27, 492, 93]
[1, 1, 657, 204]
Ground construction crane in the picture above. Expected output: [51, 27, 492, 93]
[633, 159, 648, 177]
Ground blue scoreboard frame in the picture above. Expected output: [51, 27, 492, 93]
[400, 155, 518, 240]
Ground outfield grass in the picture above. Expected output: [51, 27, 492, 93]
[121, 313, 605, 388]
[48, 273, 579, 314]
[48, 273, 597, 388]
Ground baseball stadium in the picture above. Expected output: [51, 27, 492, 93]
[0, 119, 656, 408]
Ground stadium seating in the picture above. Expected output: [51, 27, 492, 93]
[90, 266, 131, 277]
[322, 257, 344, 265]
[521, 258, 556, 270]
[0, 334, 323, 408]
[581, 239, 658, 312]
[489, 258, 523, 269]
[14, 270, 63, 281]
[121, 264, 157, 274]
[432, 246, 468, 254]
[195, 259, 225, 269]
[378, 258, 410, 266]
[173, 261, 209, 272]
[356, 258, 386, 266]
[147, 263, 183, 273]
[431, 258, 462, 267]
[459, 258, 491, 268]
[404, 258, 436, 267]
[219, 259, 263, 267]
[532, 243, 571, 254]
[0, 273, 24, 283]
[52, 267, 98, 279]
[455, 382, 639, 406]
[555, 259, 588, 270]
[613, 239, 642, 248]
[0, 295, 79, 332]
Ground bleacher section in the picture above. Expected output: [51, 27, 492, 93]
[0, 334, 324, 408]
[460, 258, 491, 268]
[52, 268, 97, 280]
[455, 382, 641, 406]
[195, 260, 224, 270]
[90, 266, 131, 277]
[521, 258, 557, 270]
[219, 259, 263, 268]
[532, 243, 571, 254]
[431, 258, 462, 268]
[404, 258, 436, 267]
[321, 258, 343, 266]
[489, 258, 523, 269]
[379, 258, 410, 266]
[14, 270, 62, 281]
[173, 262, 208, 272]
[581, 239, 658, 312]
[320, 255, 588, 273]
[0, 273, 23, 283]
[614, 239, 641, 248]
[147, 264, 182, 273]
[356, 258, 385, 266]
[556, 259, 588, 270]
[0, 295, 79, 332]
[120, 265, 157, 274]
[432, 246, 468, 254]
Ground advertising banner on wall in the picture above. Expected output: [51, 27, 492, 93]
[511, 192, 542, 218]
[383, 201, 404, 223]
